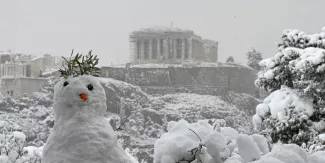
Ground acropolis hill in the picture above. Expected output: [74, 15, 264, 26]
[102, 27, 260, 98]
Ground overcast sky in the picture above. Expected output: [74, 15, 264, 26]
[1, 0, 324, 66]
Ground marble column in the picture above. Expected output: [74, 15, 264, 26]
[10, 66, 12, 76]
[181, 38, 186, 60]
[173, 39, 177, 59]
[188, 38, 193, 60]
[163, 39, 168, 60]
[157, 38, 161, 60]
[149, 39, 153, 60]
[140, 39, 145, 60]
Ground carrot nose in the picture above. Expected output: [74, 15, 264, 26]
[79, 93, 88, 101]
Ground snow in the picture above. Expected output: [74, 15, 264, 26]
[0, 155, 9, 162]
[224, 157, 242, 163]
[12, 131, 26, 141]
[236, 134, 261, 162]
[256, 86, 314, 120]
[154, 120, 210, 163]
[125, 148, 139, 163]
[294, 48, 325, 71]
[318, 134, 325, 141]
[259, 58, 276, 69]
[265, 144, 305, 163]
[255, 103, 269, 117]
[42, 68, 59, 76]
[281, 144, 307, 162]
[251, 134, 269, 155]
[42, 75, 132, 163]
[251, 157, 285, 163]
[166, 121, 177, 132]
[99, 77, 146, 96]
[252, 114, 263, 130]
[308, 151, 325, 163]
[264, 47, 325, 76]
[203, 132, 227, 160]
[0, 134, 5, 142]
[154, 119, 288, 163]
[220, 127, 239, 143]
[30, 56, 43, 61]
[263, 69, 274, 79]
[23, 146, 43, 158]
[258, 47, 325, 80]
[154, 119, 243, 163]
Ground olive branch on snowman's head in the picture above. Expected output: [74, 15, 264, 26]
[59, 49, 101, 78]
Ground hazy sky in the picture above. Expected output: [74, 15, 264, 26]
[1, 0, 325, 66]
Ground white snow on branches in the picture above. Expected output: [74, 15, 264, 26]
[253, 86, 313, 128]
[154, 119, 325, 163]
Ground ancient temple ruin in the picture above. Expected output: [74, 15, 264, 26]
[129, 27, 218, 64]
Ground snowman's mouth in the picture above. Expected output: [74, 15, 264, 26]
[79, 93, 88, 101]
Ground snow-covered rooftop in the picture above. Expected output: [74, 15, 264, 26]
[42, 68, 60, 76]
[30, 56, 43, 61]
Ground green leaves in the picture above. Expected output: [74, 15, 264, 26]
[58, 49, 101, 78]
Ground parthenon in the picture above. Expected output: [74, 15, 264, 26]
[129, 27, 218, 64]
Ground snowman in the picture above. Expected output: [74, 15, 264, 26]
[42, 52, 132, 163]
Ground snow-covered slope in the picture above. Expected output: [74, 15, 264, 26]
[0, 76, 260, 162]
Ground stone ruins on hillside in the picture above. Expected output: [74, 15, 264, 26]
[129, 26, 218, 64]
[0, 50, 63, 97]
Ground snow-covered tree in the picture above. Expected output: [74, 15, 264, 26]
[254, 27, 325, 153]
[247, 48, 263, 70]
[226, 56, 235, 63]
[0, 131, 42, 163]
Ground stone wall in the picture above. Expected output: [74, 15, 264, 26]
[126, 68, 171, 86]
[1, 77, 47, 97]
[227, 67, 260, 97]
[101, 66, 259, 97]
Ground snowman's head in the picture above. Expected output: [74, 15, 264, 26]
[53, 75, 107, 121]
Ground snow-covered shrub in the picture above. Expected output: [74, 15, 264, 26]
[254, 86, 317, 146]
[0, 131, 42, 163]
[254, 27, 325, 152]
[154, 119, 267, 163]
[155, 119, 325, 163]
[0, 97, 28, 113]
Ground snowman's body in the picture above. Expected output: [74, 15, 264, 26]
[42, 75, 132, 163]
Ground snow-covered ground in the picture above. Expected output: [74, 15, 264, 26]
[154, 119, 325, 163]
[0, 75, 260, 162]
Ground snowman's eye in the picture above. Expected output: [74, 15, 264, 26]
[63, 81, 69, 87]
[87, 84, 94, 91]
